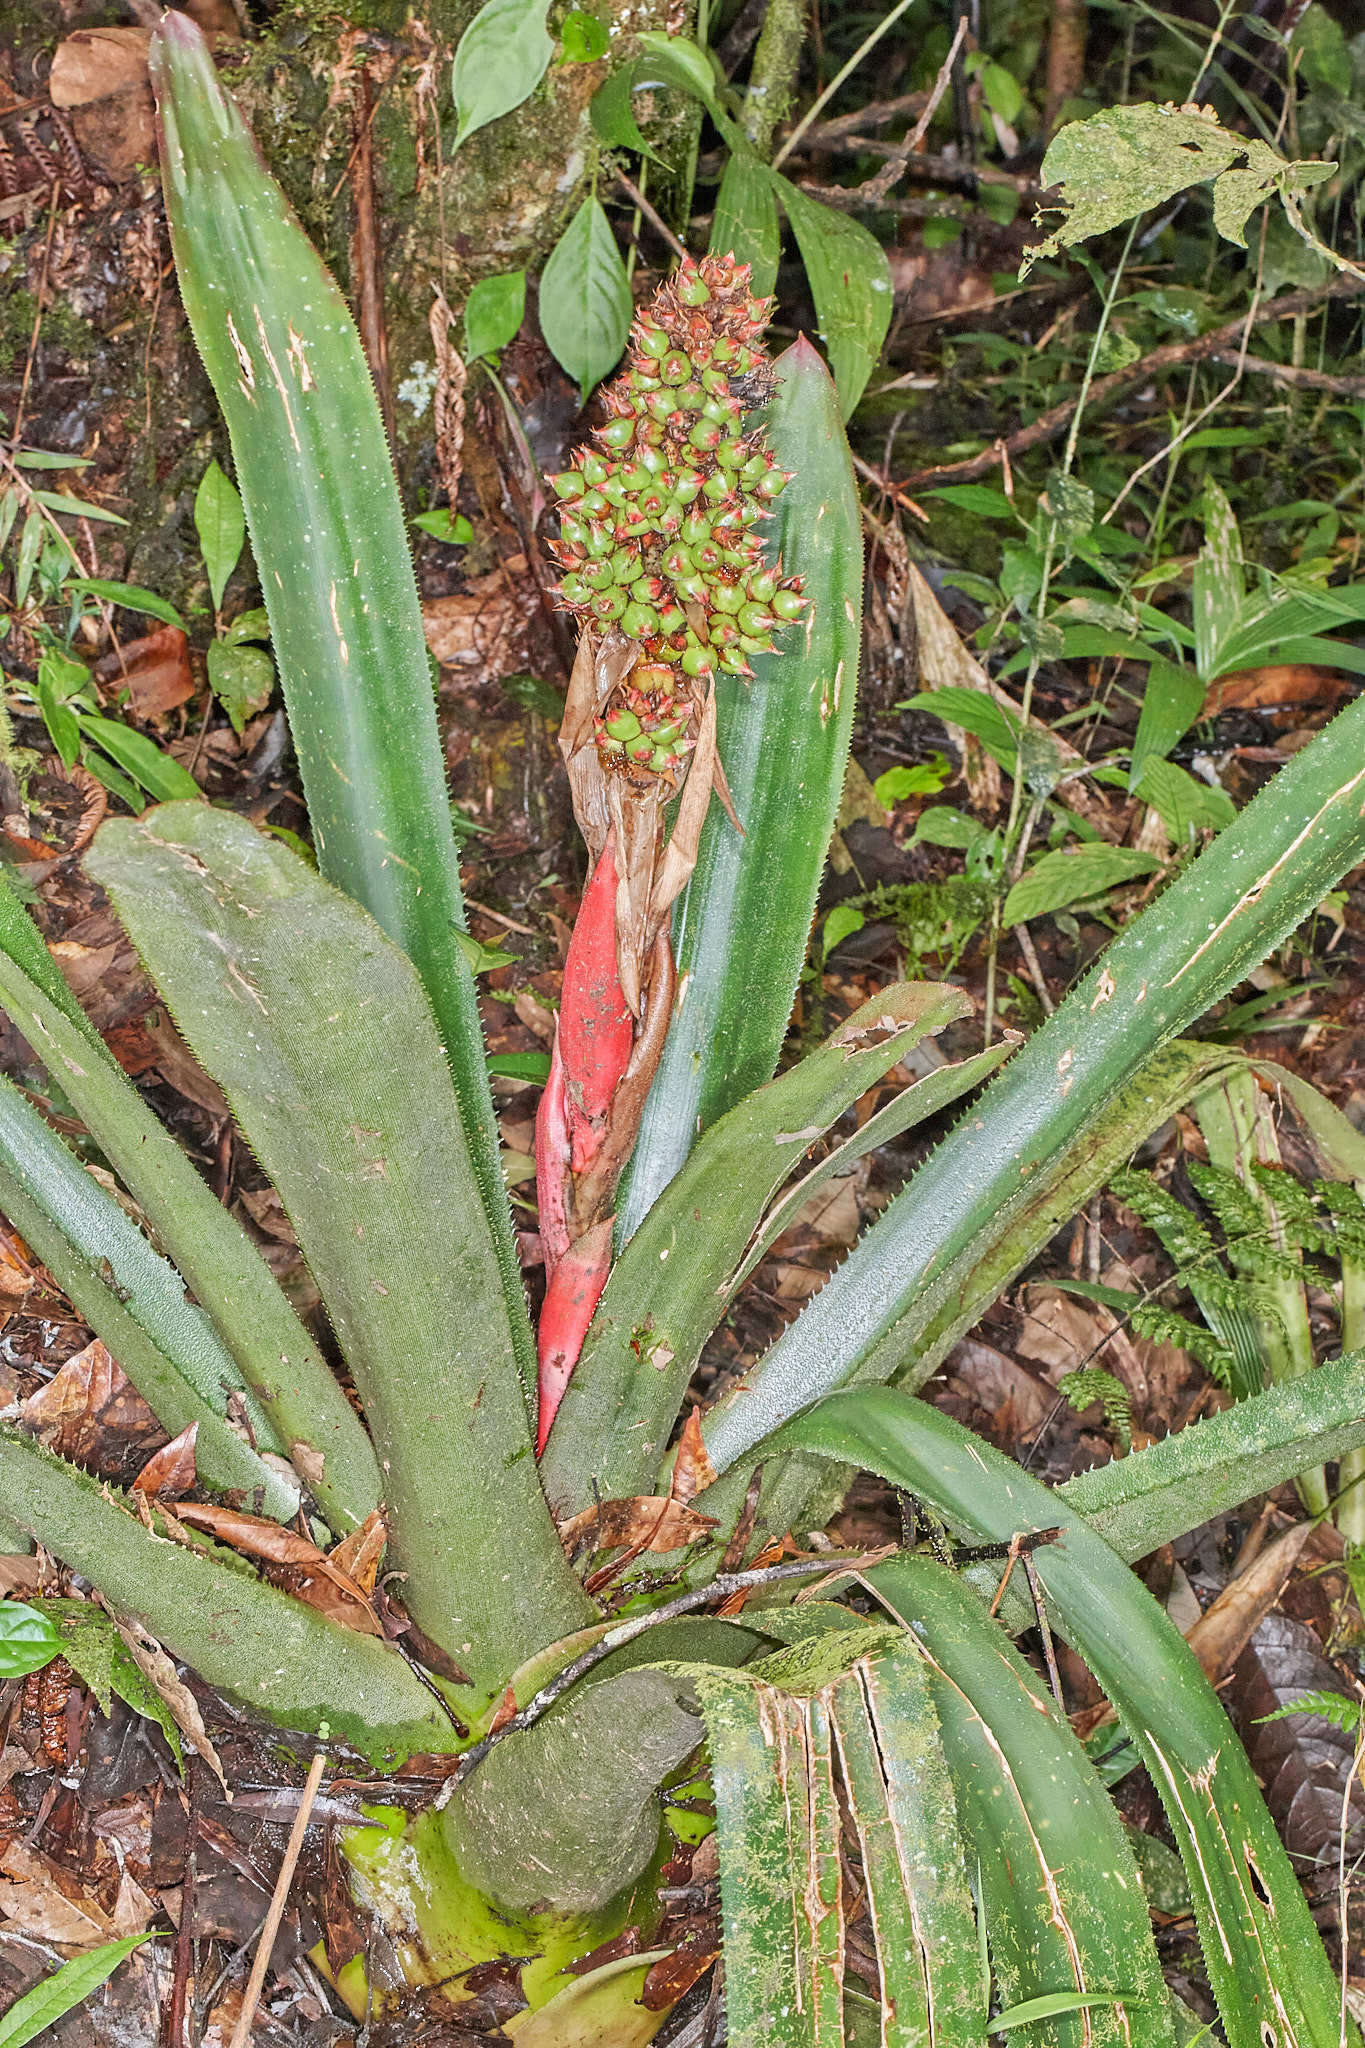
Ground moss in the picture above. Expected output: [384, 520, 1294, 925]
[0, 291, 95, 374]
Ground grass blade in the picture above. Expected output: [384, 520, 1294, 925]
[0, 1936, 155, 2048]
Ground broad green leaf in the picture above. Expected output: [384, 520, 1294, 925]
[0, 885, 379, 1531]
[1291, 3, 1351, 92]
[487, 1050, 551, 1082]
[1130, 757, 1235, 841]
[822, 902, 865, 953]
[710, 152, 781, 299]
[36, 666, 81, 769]
[992, 1994, 1140, 2031]
[589, 65, 662, 161]
[193, 458, 245, 612]
[1002, 844, 1160, 925]
[452, 0, 553, 148]
[206, 637, 274, 734]
[29, 1598, 182, 1764]
[885, 1558, 1171, 2048]
[0, 1432, 458, 1762]
[910, 803, 987, 851]
[89, 803, 592, 1695]
[921, 484, 1017, 518]
[1129, 658, 1205, 788]
[768, 172, 892, 417]
[223, 604, 270, 646]
[0, 1600, 60, 1679]
[0, 1936, 155, 2048]
[64, 578, 185, 630]
[619, 339, 862, 1243]
[411, 508, 474, 544]
[1027, 102, 1336, 271]
[538, 196, 632, 401]
[781, 1392, 1358, 2048]
[899, 686, 1020, 767]
[78, 715, 202, 802]
[151, 15, 532, 1399]
[632, 31, 725, 120]
[545, 984, 976, 1504]
[559, 8, 608, 61]
[464, 270, 526, 360]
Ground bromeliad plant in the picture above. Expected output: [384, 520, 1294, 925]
[7, 16, 1365, 2045]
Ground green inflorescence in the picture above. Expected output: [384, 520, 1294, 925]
[549, 251, 805, 788]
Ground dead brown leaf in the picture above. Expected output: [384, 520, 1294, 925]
[139, 1007, 231, 1120]
[171, 1502, 382, 1636]
[1201, 664, 1346, 719]
[558, 1496, 718, 1558]
[131, 1422, 198, 1501]
[329, 1506, 387, 1593]
[671, 1409, 718, 1506]
[1185, 1522, 1315, 1687]
[0, 1223, 37, 1330]
[49, 26, 151, 106]
[20, 1337, 166, 1475]
[112, 1616, 231, 1794]
[97, 627, 196, 719]
[422, 557, 532, 681]
[642, 1943, 720, 2012]
[0, 1840, 155, 1948]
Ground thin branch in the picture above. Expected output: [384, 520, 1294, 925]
[436, 1551, 889, 1800]
[228, 1751, 327, 2048]
[615, 170, 688, 262]
[772, 0, 922, 171]
[897, 278, 1365, 490]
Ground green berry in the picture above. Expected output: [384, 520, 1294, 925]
[702, 471, 731, 502]
[748, 568, 778, 603]
[712, 580, 745, 615]
[661, 351, 691, 385]
[593, 588, 628, 622]
[559, 514, 587, 549]
[600, 416, 636, 450]
[581, 452, 610, 487]
[580, 489, 608, 515]
[632, 574, 665, 603]
[772, 587, 805, 621]
[716, 438, 745, 471]
[718, 647, 752, 675]
[560, 574, 586, 604]
[621, 601, 660, 639]
[671, 470, 704, 504]
[657, 603, 688, 635]
[681, 512, 713, 547]
[712, 337, 738, 364]
[738, 602, 776, 635]
[677, 382, 707, 411]
[638, 444, 668, 477]
[676, 268, 712, 308]
[552, 470, 585, 499]
[646, 390, 676, 422]
[605, 708, 642, 741]
[681, 643, 716, 677]
[757, 470, 789, 500]
[637, 323, 669, 360]
[581, 560, 614, 591]
[737, 632, 768, 654]
[598, 734, 626, 756]
[585, 521, 614, 559]
[688, 419, 723, 452]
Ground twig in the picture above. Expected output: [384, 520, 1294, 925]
[772, 0, 922, 171]
[435, 1551, 889, 1802]
[898, 277, 1365, 490]
[1014, 923, 1054, 1014]
[803, 91, 928, 144]
[783, 131, 1042, 196]
[1208, 349, 1365, 395]
[228, 1751, 327, 2048]
[1021, 1547, 1065, 1713]
[615, 170, 688, 262]
[349, 66, 394, 448]
[13, 183, 59, 443]
[843, 13, 968, 210]
[162, 1761, 199, 2048]
[716, 0, 771, 79]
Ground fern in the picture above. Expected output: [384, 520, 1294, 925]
[1057, 1367, 1133, 1451]
[1247, 1161, 1336, 1255]
[1186, 1161, 1316, 1282]
[1316, 1180, 1365, 1265]
[1255, 1688, 1364, 1736]
[1128, 1303, 1235, 1384]
[1111, 1167, 1218, 1270]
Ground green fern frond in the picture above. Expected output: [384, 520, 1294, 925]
[1187, 1159, 1263, 1242]
[1111, 1168, 1217, 1270]
[1186, 1161, 1320, 1282]
[1247, 1162, 1336, 1254]
[1316, 1180, 1365, 1264]
[1057, 1367, 1133, 1452]
[1128, 1303, 1236, 1383]
[1255, 1687, 1363, 1735]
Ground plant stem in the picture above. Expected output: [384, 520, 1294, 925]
[744, 0, 811, 158]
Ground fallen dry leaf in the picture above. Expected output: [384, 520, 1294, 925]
[172, 1501, 382, 1635]
[1185, 1521, 1315, 1687]
[422, 557, 533, 680]
[20, 1337, 166, 1475]
[559, 1495, 718, 1558]
[97, 627, 196, 719]
[49, 26, 151, 106]
[131, 1422, 198, 1501]
[112, 1617, 230, 1795]
[1201, 663, 1346, 719]
[671, 1409, 717, 1507]
[0, 1840, 155, 1948]
[329, 1507, 387, 1593]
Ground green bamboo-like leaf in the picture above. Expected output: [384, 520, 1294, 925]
[703, 687, 1365, 1482]
[149, 14, 533, 1395]
[0, 879, 379, 1530]
[0, 1073, 296, 1516]
[778, 1391, 1357, 2048]
[874, 1558, 1172, 2048]
[543, 983, 979, 1507]
[0, 1936, 156, 2048]
[0, 1431, 458, 1762]
[87, 803, 592, 1698]
[619, 337, 862, 1241]
[832, 1646, 984, 2046]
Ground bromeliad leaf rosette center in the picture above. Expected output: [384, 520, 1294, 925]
[536, 252, 806, 1455]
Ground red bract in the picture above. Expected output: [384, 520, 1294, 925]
[558, 833, 634, 1173]
[537, 1218, 614, 1453]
